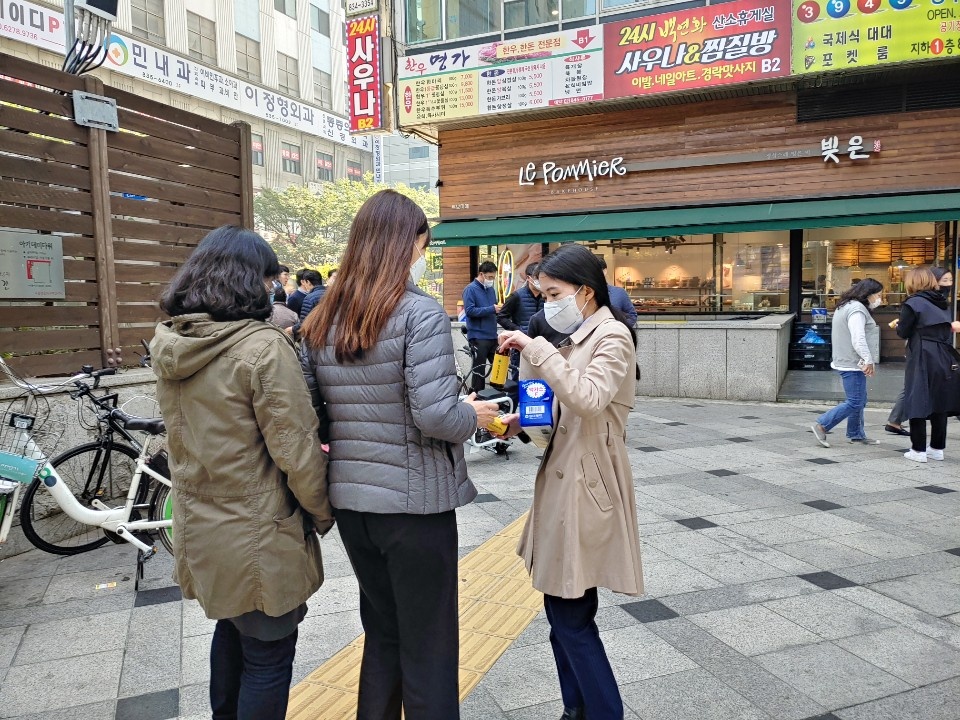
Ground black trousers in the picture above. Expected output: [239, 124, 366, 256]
[544, 589, 623, 719]
[910, 413, 948, 452]
[336, 509, 460, 720]
[468, 339, 497, 394]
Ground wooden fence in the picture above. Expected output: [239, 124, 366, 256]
[0, 52, 253, 377]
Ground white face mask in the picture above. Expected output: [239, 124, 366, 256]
[544, 286, 586, 334]
[531, 279, 541, 291]
[869, 296, 882, 309]
[483, 278, 495, 289]
[410, 249, 427, 285]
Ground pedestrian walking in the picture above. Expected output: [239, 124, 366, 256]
[885, 266, 954, 436]
[811, 278, 884, 447]
[299, 190, 500, 720]
[463, 261, 501, 392]
[151, 226, 334, 720]
[896, 267, 960, 462]
[496, 244, 643, 720]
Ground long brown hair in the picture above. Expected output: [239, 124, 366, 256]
[301, 189, 429, 361]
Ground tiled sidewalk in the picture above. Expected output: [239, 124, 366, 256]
[1, 399, 960, 719]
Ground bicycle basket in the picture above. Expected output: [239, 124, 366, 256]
[0, 392, 66, 485]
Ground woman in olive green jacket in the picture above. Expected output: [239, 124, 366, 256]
[152, 226, 333, 720]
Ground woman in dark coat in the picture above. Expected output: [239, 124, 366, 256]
[897, 267, 960, 463]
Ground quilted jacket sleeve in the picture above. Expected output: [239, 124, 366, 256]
[404, 300, 478, 443]
[299, 343, 330, 444]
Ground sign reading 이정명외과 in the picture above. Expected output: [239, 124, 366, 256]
[603, 0, 792, 99]
[347, 15, 383, 133]
[792, 0, 960, 73]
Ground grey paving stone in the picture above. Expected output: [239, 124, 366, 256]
[0, 575, 50, 611]
[661, 576, 818, 616]
[600, 623, 699, 684]
[53, 544, 139, 576]
[688, 604, 820, 656]
[869, 574, 960, 617]
[755, 641, 911, 709]
[480, 642, 566, 711]
[3, 699, 116, 720]
[643, 529, 734, 559]
[840, 552, 960, 586]
[683, 550, 788, 586]
[782, 512, 873, 538]
[41, 566, 136, 605]
[835, 677, 960, 720]
[118, 602, 182, 698]
[180, 600, 215, 639]
[0, 648, 123, 717]
[294, 609, 365, 669]
[647, 617, 826, 720]
[179, 633, 212, 687]
[836, 626, 960, 686]
[832, 531, 933, 561]
[0, 625, 24, 668]
[0, 551, 61, 581]
[13, 609, 130, 665]
[506, 699, 641, 720]
[621, 667, 771, 720]
[641, 559, 723, 596]
[777, 538, 881, 570]
[115, 688, 179, 720]
[763, 592, 897, 640]
[0, 591, 136, 631]
[461, 684, 510, 720]
[177, 682, 207, 718]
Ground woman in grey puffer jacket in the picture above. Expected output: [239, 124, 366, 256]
[300, 190, 499, 720]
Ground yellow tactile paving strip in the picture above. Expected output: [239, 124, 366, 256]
[287, 514, 541, 720]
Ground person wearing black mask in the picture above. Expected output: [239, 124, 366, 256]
[897, 267, 960, 462]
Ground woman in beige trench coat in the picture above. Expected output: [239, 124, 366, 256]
[498, 244, 644, 720]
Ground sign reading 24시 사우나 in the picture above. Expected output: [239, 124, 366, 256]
[347, 15, 383, 133]
[792, 0, 960, 73]
[603, 0, 792, 99]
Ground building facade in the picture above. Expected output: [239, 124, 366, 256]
[1, 0, 372, 190]
[379, 134, 438, 192]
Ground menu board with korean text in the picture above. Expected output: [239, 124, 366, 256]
[397, 28, 604, 125]
[792, 0, 960, 73]
[604, 0, 792, 99]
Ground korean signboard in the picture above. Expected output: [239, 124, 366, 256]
[397, 27, 604, 125]
[0, 0, 368, 152]
[347, 14, 383, 133]
[346, 0, 378, 15]
[792, 0, 960, 73]
[0, 231, 64, 300]
[604, 0, 791, 99]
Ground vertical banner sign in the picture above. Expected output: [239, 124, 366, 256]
[347, 14, 383, 133]
[603, 0, 791, 99]
[792, 0, 960, 73]
[372, 136, 384, 183]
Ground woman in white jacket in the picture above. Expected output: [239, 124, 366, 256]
[811, 278, 884, 447]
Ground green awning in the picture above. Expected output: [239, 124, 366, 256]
[429, 192, 960, 247]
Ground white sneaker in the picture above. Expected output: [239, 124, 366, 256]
[904, 449, 928, 463]
[927, 447, 945, 461]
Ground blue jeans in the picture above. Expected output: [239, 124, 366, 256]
[210, 619, 298, 720]
[818, 370, 868, 440]
[544, 589, 623, 719]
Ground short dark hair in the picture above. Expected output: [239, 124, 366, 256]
[478, 261, 497, 274]
[273, 285, 287, 303]
[838, 278, 884, 310]
[296, 268, 310, 284]
[278, 264, 289, 274]
[327, 267, 338, 279]
[595, 255, 608, 270]
[525, 262, 539, 277]
[160, 226, 279, 321]
[301, 269, 323, 287]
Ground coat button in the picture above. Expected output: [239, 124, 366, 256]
[559, 425, 566, 434]
[556, 470, 563, 478]
[588, 479, 598, 488]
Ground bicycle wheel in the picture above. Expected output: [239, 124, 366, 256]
[20, 442, 139, 555]
[149, 481, 174, 555]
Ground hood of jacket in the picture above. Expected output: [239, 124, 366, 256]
[151, 313, 282, 381]
[915, 289, 949, 310]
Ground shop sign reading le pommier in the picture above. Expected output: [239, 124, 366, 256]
[347, 14, 383, 133]
[519, 157, 627, 186]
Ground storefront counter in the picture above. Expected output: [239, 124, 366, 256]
[635, 314, 793, 402]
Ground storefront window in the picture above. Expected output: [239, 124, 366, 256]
[561, 0, 595, 20]
[407, 0, 442, 43]
[447, 0, 501, 40]
[504, 0, 558, 29]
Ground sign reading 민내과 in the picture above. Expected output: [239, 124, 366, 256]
[397, 27, 604, 124]
[0, 0, 368, 152]
[346, 15, 383, 133]
[604, 0, 791, 98]
[791, 0, 960, 73]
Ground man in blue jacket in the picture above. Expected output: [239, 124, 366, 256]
[463, 261, 500, 393]
[597, 256, 638, 327]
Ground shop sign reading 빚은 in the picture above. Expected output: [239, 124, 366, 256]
[820, 135, 882, 163]
[792, 0, 960, 73]
[347, 14, 383, 133]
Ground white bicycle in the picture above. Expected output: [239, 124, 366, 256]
[0, 357, 173, 561]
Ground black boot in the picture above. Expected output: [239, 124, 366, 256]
[559, 709, 585, 720]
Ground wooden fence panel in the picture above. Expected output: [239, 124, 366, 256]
[0, 52, 249, 377]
